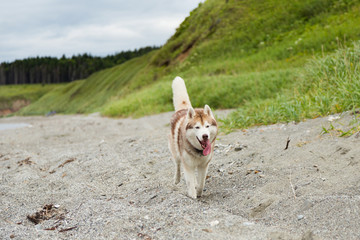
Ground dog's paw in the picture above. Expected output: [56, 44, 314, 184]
[174, 178, 180, 185]
[188, 189, 197, 199]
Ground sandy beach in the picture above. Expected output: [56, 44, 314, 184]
[1, 111, 359, 239]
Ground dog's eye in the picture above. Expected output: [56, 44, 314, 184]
[206, 125, 210, 128]
[195, 126, 200, 129]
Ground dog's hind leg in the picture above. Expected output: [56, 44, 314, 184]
[196, 163, 209, 197]
[169, 135, 181, 185]
[174, 157, 181, 184]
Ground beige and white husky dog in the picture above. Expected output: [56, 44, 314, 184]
[168, 76, 218, 199]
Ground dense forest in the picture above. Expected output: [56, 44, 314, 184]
[0, 46, 158, 85]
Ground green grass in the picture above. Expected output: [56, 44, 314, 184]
[102, 69, 298, 117]
[321, 113, 360, 137]
[0, 84, 62, 112]
[221, 41, 360, 131]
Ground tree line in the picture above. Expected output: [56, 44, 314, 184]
[0, 46, 158, 85]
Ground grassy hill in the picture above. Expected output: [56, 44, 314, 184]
[0, 84, 63, 116]
[14, 0, 360, 130]
[19, 54, 153, 114]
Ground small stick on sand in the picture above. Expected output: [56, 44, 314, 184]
[284, 137, 290, 150]
[59, 226, 77, 232]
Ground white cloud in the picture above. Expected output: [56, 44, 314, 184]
[66, 24, 142, 41]
[0, 0, 203, 62]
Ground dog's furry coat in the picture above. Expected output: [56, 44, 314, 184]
[168, 76, 218, 198]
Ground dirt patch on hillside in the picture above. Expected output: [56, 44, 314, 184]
[0, 99, 30, 117]
[0, 111, 359, 239]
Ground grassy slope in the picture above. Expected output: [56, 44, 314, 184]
[19, 53, 153, 115]
[18, 0, 360, 131]
[222, 42, 360, 131]
[0, 84, 62, 112]
[103, 0, 360, 118]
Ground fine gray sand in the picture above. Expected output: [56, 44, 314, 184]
[1, 111, 359, 239]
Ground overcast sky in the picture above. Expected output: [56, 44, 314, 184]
[0, 0, 203, 63]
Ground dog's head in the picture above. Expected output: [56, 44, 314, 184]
[185, 105, 218, 156]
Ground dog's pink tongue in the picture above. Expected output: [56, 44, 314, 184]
[203, 140, 211, 156]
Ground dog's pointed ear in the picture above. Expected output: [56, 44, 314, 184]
[204, 104, 214, 118]
[187, 107, 195, 119]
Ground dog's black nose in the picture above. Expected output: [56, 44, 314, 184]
[202, 134, 208, 140]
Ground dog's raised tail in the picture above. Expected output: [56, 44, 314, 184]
[172, 76, 192, 112]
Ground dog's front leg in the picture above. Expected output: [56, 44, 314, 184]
[183, 162, 197, 199]
[196, 163, 209, 197]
